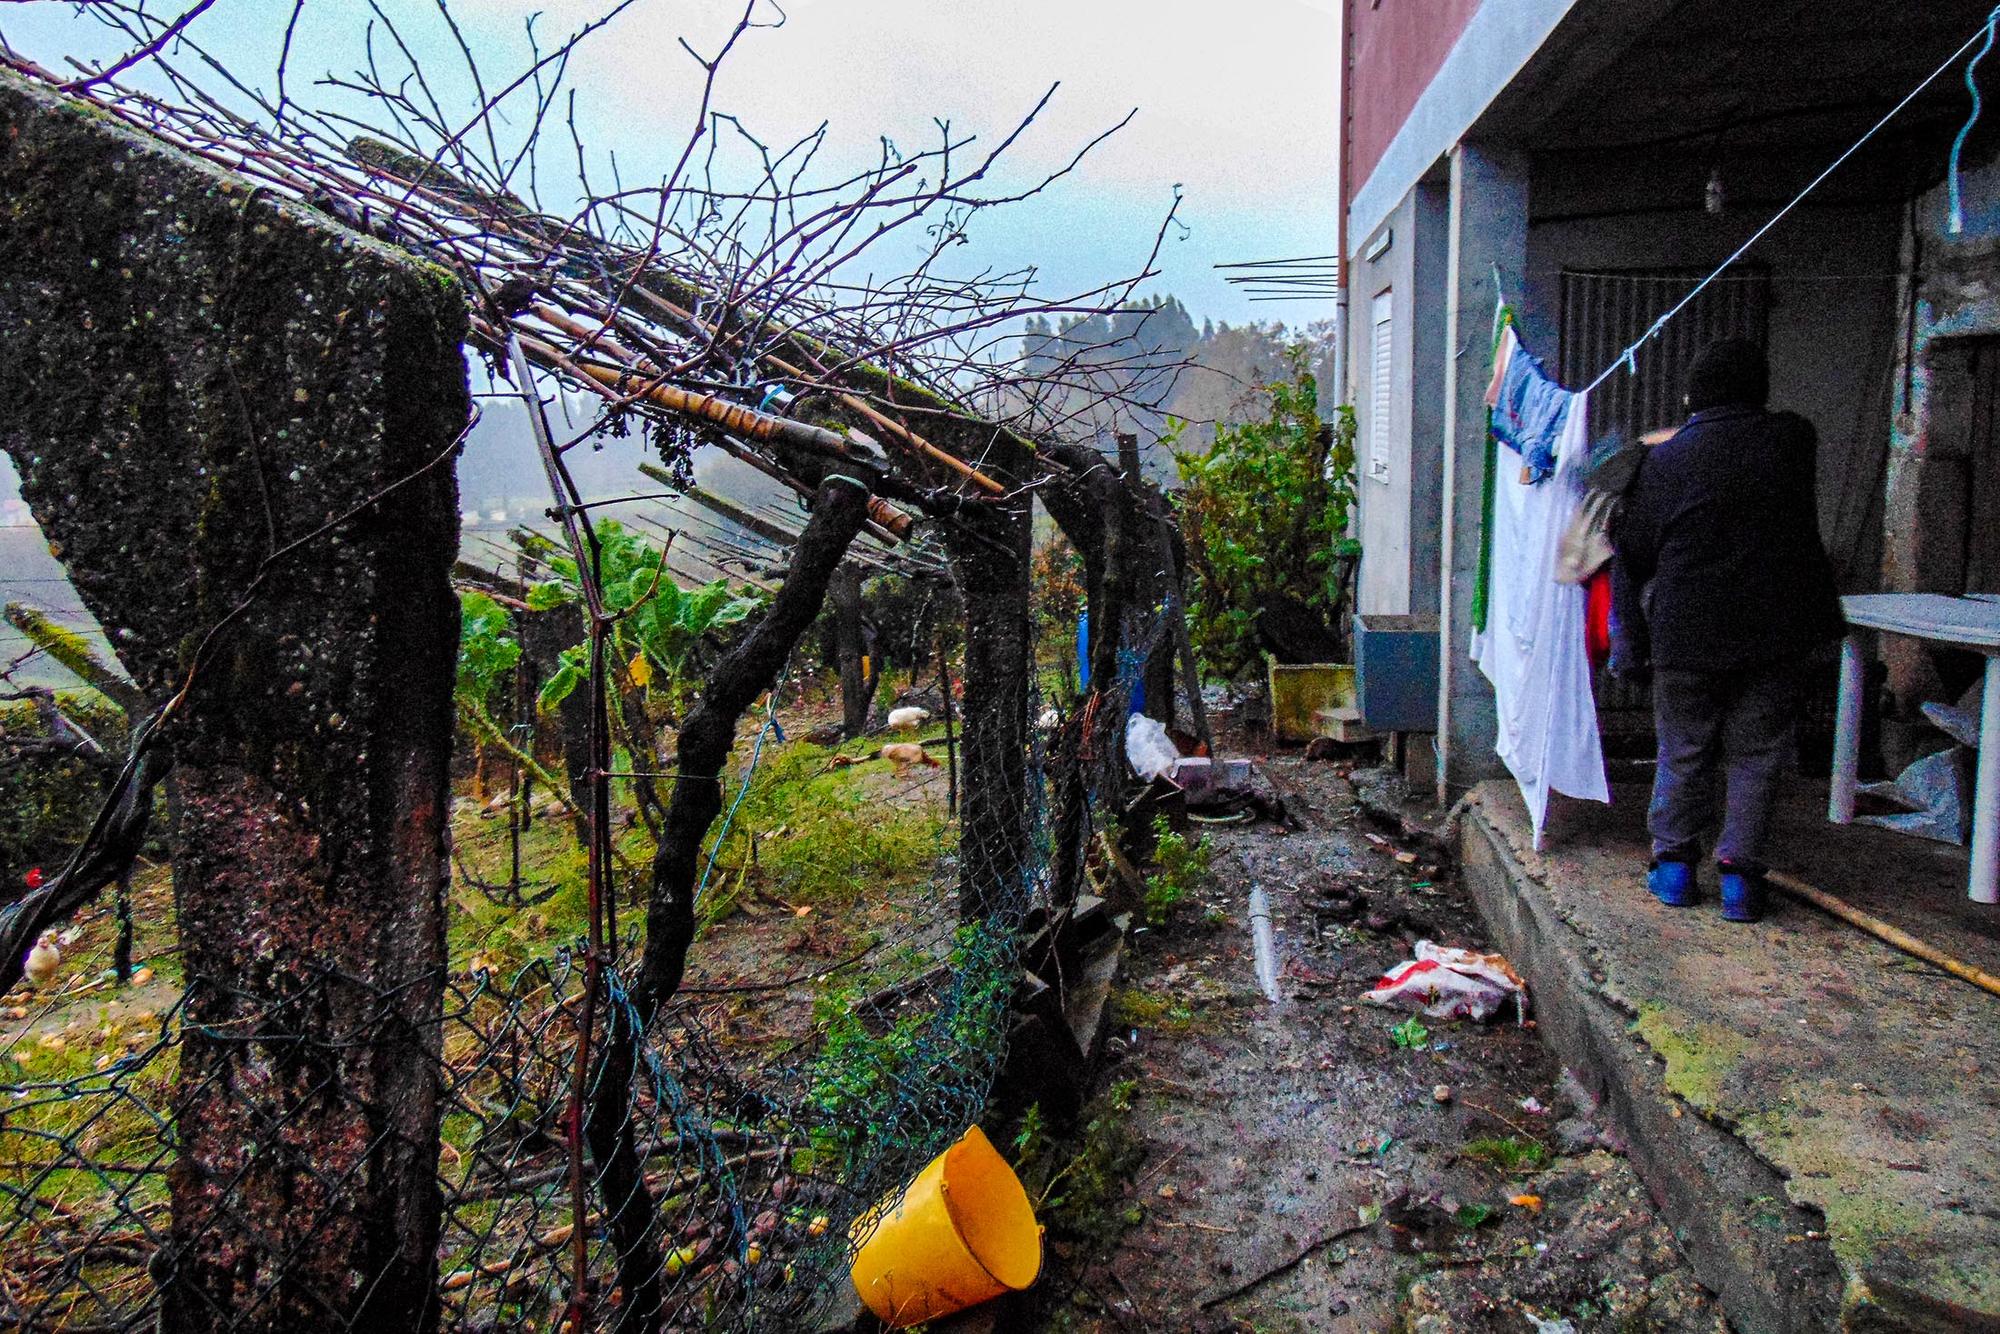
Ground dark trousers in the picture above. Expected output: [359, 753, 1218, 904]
[1649, 658, 1806, 874]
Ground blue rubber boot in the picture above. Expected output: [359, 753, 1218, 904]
[1647, 860, 1698, 907]
[1719, 866, 1766, 923]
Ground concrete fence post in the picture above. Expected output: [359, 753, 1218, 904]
[0, 74, 466, 1331]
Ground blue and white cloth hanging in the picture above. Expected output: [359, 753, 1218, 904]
[1487, 326, 1573, 484]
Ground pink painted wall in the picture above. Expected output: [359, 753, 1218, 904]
[1345, 0, 1482, 210]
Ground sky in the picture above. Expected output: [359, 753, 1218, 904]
[0, 0, 1342, 326]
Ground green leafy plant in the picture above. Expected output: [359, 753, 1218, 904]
[528, 520, 762, 713]
[1142, 815, 1213, 925]
[455, 589, 522, 716]
[452, 589, 570, 810]
[1170, 343, 1360, 679]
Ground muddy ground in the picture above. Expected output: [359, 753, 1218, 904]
[1029, 754, 1729, 1334]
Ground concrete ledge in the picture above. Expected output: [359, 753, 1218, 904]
[1457, 781, 2000, 1333]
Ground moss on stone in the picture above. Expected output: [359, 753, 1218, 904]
[1629, 1002, 1751, 1112]
[1737, 1107, 2000, 1317]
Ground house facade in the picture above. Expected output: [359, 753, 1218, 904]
[1341, 0, 2000, 796]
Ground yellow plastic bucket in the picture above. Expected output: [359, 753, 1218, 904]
[848, 1125, 1043, 1326]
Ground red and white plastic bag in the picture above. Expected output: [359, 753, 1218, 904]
[1364, 941, 1528, 1023]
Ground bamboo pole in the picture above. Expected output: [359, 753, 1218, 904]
[494, 318, 918, 542]
[1765, 869, 2000, 1001]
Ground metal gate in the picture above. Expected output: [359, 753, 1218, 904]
[1556, 265, 1771, 439]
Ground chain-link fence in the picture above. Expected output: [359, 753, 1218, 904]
[1, 656, 1064, 1332]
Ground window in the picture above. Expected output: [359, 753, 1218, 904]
[1369, 290, 1394, 482]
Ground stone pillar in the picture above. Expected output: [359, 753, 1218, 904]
[0, 74, 466, 1332]
[1436, 143, 1527, 800]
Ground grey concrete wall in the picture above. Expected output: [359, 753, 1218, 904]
[1349, 0, 1584, 247]
[0, 73, 467, 1331]
[1523, 153, 1902, 592]
[1352, 175, 1449, 621]
[1878, 155, 2000, 708]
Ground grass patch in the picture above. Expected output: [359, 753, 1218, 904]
[699, 741, 946, 920]
[1110, 985, 1206, 1036]
[1461, 1135, 1551, 1175]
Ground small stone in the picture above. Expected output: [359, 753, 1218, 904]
[1553, 1117, 1598, 1154]
[1433, 1084, 1453, 1104]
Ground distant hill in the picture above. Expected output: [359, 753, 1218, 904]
[1018, 295, 1336, 481]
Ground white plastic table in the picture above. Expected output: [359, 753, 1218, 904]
[1828, 593, 2000, 904]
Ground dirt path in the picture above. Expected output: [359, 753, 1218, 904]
[1033, 757, 1729, 1334]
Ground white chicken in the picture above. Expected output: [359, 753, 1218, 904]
[22, 933, 60, 989]
[885, 706, 932, 731]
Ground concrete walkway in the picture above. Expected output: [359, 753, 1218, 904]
[1460, 779, 2000, 1333]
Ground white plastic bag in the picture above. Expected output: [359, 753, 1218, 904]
[1125, 712, 1179, 782]
[1363, 940, 1528, 1023]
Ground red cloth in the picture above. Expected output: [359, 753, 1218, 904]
[1585, 568, 1613, 668]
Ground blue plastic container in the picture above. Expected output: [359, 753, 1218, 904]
[1353, 614, 1440, 733]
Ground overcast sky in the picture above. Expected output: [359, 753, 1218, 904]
[2, 0, 1340, 326]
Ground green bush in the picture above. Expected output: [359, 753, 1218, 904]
[1171, 344, 1360, 679]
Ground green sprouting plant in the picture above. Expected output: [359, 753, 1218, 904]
[1012, 1077, 1145, 1252]
[528, 520, 763, 713]
[1390, 1016, 1431, 1049]
[1143, 815, 1213, 925]
[1012, 1101, 1052, 1163]
[1170, 343, 1361, 679]
[1454, 1202, 1497, 1230]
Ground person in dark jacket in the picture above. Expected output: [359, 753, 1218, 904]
[1609, 339, 1843, 922]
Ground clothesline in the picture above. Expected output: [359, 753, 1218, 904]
[1542, 271, 1902, 285]
[1580, 4, 2000, 398]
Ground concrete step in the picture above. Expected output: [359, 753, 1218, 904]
[1314, 704, 1375, 743]
[1457, 780, 2000, 1333]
